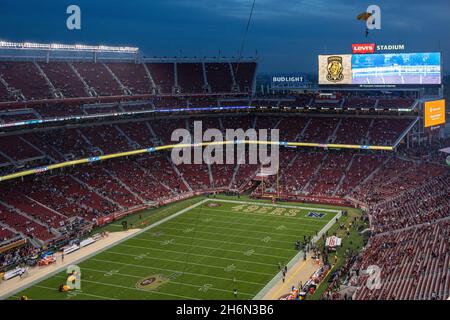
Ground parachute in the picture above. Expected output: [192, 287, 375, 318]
[356, 12, 373, 38]
[356, 12, 372, 21]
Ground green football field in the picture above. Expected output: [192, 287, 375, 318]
[7, 197, 343, 300]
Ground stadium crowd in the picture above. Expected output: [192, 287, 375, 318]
[0, 58, 448, 299]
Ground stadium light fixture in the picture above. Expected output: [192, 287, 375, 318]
[0, 41, 139, 53]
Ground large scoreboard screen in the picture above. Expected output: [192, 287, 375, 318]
[319, 52, 441, 88]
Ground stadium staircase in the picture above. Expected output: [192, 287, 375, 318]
[363, 119, 375, 143]
[329, 118, 343, 143]
[229, 163, 240, 189]
[333, 154, 355, 196]
[218, 117, 225, 132]
[25, 195, 68, 222]
[33, 62, 62, 99]
[18, 136, 46, 159]
[273, 118, 283, 131]
[142, 63, 157, 94]
[0, 200, 58, 244]
[393, 117, 419, 149]
[207, 164, 214, 188]
[70, 174, 124, 211]
[0, 221, 20, 237]
[134, 160, 176, 194]
[169, 157, 193, 192]
[352, 155, 390, 196]
[102, 167, 147, 204]
[0, 75, 10, 95]
[287, 152, 300, 167]
[76, 129, 96, 146]
[295, 117, 312, 141]
[68, 62, 96, 97]
[251, 116, 257, 129]
[229, 115, 258, 188]
[145, 121, 160, 142]
[103, 63, 132, 96]
[114, 124, 139, 149]
[228, 62, 239, 92]
[173, 62, 181, 94]
[0, 150, 15, 165]
[27, 237, 42, 248]
[201, 62, 211, 93]
[373, 99, 380, 109]
[0, 74, 24, 101]
[302, 153, 328, 194]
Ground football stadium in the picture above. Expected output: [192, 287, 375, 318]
[0, 0, 449, 305]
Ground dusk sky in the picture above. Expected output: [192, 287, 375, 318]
[0, 0, 449, 73]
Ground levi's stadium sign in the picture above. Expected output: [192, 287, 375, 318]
[352, 43, 375, 54]
[352, 43, 405, 54]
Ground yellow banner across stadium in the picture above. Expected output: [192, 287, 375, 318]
[0, 140, 393, 182]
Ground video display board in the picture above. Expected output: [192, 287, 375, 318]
[424, 99, 446, 128]
[319, 52, 441, 88]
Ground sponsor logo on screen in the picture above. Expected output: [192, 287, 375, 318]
[318, 55, 352, 85]
[424, 99, 446, 128]
[326, 56, 345, 82]
[352, 43, 375, 54]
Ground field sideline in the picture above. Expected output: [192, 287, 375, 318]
[7, 197, 345, 300]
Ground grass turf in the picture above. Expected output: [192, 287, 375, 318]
[9, 197, 346, 300]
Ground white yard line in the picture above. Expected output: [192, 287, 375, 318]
[121, 239, 288, 260]
[105, 248, 273, 276]
[135, 234, 293, 252]
[211, 198, 342, 213]
[190, 207, 330, 224]
[173, 213, 322, 230]
[157, 222, 309, 243]
[52, 269, 255, 297]
[118, 243, 278, 267]
[67, 278, 202, 300]
[89, 258, 267, 286]
[35, 285, 119, 300]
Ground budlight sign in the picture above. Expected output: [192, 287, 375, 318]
[270, 74, 309, 89]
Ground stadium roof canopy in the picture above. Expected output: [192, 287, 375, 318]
[0, 41, 139, 53]
[439, 147, 450, 154]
